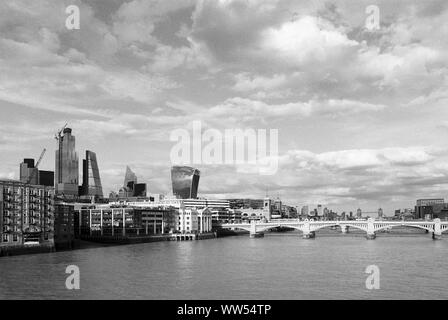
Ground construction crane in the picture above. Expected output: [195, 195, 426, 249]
[55, 123, 68, 141]
[26, 148, 46, 184]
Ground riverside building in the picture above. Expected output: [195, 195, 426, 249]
[0, 180, 55, 256]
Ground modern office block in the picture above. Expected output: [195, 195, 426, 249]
[55, 128, 79, 197]
[81, 150, 103, 198]
[171, 166, 200, 199]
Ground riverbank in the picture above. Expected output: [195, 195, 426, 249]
[0, 243, 55, 257]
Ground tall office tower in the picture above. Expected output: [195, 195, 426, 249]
[20, 158, 39, 185]
[171, 166, 200, 199]
[55, 128, 79, 197]
[378, 208, 384, 218]
[81, 151, 103, 198]
[124, 166, 138, 190]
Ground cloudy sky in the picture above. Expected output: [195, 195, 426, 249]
[1, 0, 448, 214]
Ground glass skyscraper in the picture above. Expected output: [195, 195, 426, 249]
[171, 166, 200, 199]
[81, 150, 103, 198]
[55, 128, 79, 196]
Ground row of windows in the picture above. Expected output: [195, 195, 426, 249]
[2, 234, 18, 242]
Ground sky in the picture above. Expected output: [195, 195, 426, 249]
[1, 0, 448, 215]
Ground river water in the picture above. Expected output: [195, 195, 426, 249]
[0, 232, 447, 300]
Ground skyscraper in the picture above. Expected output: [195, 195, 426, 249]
[171, 166, 200, 199]
[124, 166, 138, 190]
[81, 150, 103, 198]
[55, 128, 79, 196]
[118, 166, 140, 198]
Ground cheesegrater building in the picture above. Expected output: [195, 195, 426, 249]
[81, 150, 103, 198]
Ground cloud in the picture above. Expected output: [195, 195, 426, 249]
[1, 0, 448, 213]
[208, 97, 386, 123]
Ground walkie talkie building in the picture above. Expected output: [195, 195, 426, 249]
[171, 166, 200, 199]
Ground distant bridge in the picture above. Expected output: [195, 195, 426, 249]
[221, 218, 448, 240]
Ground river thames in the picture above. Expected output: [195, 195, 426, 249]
[0, 232, 447, 300]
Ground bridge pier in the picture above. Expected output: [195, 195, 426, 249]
[366, 218, 376, 240]
[366, 233, 376, 240]
[249, 220, 264, 238]
[340, 225, 349, 234]
[303, 231, 315, 239]
[250, 232, 264, 238]
[433, 219, 442, 240]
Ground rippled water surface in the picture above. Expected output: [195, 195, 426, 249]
[1, 232, 447, 299]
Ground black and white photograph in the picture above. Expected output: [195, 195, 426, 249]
[1, 0, 448, 306]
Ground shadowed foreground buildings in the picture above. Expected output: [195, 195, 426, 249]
[0, 180, 55, 256]
[171, 166, 200, 199]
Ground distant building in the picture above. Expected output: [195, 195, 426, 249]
[415, 199, 446, 220]
[356, 208, 362, 219]
[20, 158, 39, 185]
[123, 166, 138, 190]
[416, 199, 444, 206]
[317, 204, 323, 217]
[301, 206, 309, 218]
[0, 180, 54, 255]
[133, 183, 147, 197]
[182, 198, 230, 209]
[39, 171, 54, 187]
[228, 199, 264, 209]
[171, 166, 200, 199]
[81, 150, 103, 198]
[263, 197, 272, 220]
[117, 166, 147, 199]
[55, 128, 79, 197]
[378, 208, 384, 219]
[20, 158, 54, 187]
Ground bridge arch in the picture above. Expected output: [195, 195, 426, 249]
[257, 225, 282, 232]
[221, 225, 251, 232]
[374, 224, 434, 233]
[310, 223, 368, 233]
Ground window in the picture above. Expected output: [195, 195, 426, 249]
[13, 235, 18, 242]
[2, 234, 8, 242]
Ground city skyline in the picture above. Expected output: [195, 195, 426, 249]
[1, 0, 448, 213]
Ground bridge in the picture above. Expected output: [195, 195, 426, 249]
[221, 218, 448, 240]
